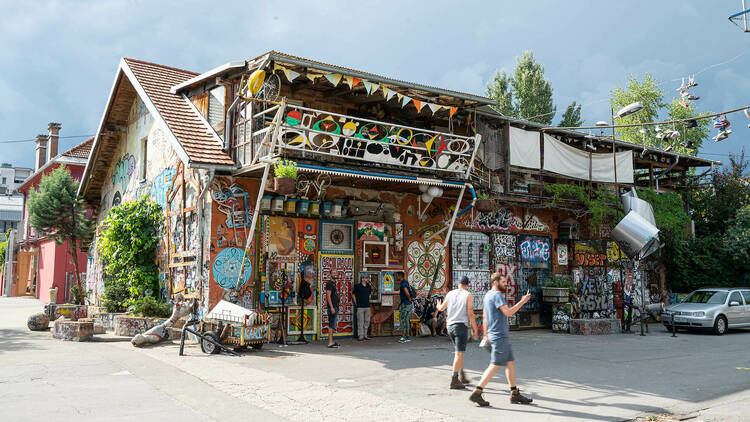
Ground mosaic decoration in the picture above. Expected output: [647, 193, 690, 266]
[320, 222, 353, 252]
[212, 247, 252, 289]
[380, 271, 398, 293]
[406, 240, 447, 294]
[287, 306, 317, 334]
[493, 234, 516, 258]
[319, 254, 354, 335]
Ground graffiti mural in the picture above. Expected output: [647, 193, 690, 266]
[557, 243, 569, 266]
[279, 106, 477, 174]
[212, 180, 252, 229]
[518, 235, 552, 269]
[475, 207, 522, 231]
[452, 270, 491, 309]
[112, 154, 135, 193]
[517, 268, 550, 312]
[212, 247, 252, 289]
[319, 254, 354, 335]
[493, 234, 516, 259]
[150, 167, 177, 210]
[520, 214, 549, 232]
[406, 240, 447, 294]
[551, 303, 572, 332]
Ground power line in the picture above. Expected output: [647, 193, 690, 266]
[0, 134, 94, 144]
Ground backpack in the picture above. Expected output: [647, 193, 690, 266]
[299, 279, 313, 301]
[406, 281, 417, 300]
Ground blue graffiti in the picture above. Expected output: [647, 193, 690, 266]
[112, 154, 135, 193]
[150, 168, 176, 210]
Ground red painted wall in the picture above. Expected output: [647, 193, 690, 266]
[36, 238, 88, 303]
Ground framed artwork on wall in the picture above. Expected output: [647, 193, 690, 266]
[362, 241, 388, 267]
[359, 271, 381, 303]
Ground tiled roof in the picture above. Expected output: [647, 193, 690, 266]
[123, 58, 234, 166]
[61, 137, 93, 159]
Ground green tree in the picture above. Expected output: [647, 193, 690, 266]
[97, 196, 163, 312]
[27, 166, 94, 304]
[609, 74, 665, 147]
[724, 204, 750, 278]
[558, 101, 583, 127]
[486, 50, 555, 124]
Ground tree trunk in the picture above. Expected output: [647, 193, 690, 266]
[68, 239, 84, 305]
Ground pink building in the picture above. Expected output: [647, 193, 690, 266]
[16, 123, 92, 303]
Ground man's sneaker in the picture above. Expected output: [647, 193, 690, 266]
[469, 390, 490, 407]
[459, 369, 471, 385]
[510, 389, 533, 404]
[398, 337, 407, 343]
[405, 337, 412, 342]
[449, 375, 466, 390]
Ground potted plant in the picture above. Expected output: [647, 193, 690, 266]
[273, 160, 298, 195]
[542, 275, 574, 304]
[475, 192, 494, 212]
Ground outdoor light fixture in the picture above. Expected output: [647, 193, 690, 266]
[615, 102, 644, 118]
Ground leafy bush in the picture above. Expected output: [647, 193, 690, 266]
[97, 196, 163, 312]
[128, 296, 172, 318]
[274, 160, 298, 179]
[546, 275, 574, 289]
[477, 192, 490, 200]
[544, 183, 618, 231]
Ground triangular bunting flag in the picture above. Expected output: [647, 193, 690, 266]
[413, 99, 422, 113]
[428, 103, 441, 114]
[396, 93, 404, 103]
[362, 80, 373, 94]
[401, 95, 412, 108]
[284, 69, 301, 82]
[324, 73, 343, 86]
[371, 83, 380, 95]
[307, 72, 320, 82]
[352, 77, 362, 88]
[385, 89, 396, 101]
[449, 106, 458, 118]
[343, 75, 354, 89]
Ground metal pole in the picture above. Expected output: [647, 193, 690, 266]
[671, 313, 676, 337]
[637, 260, 645, 336]
[745, 0, 748, 32]
[611, 108, 619, 214]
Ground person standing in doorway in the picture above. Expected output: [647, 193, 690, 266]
[397, 272, 414, 343]
[469, 273, 533, 406]
[436, 275, 479, 389]
[353, 275, 372, 341]
[326, 269, 341, 349]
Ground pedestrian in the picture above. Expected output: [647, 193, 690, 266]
[436, 275, 479, 390]
[353, 274, 372, 341]
[424, 297, 447, 337]
[469, 273, 533, 406]
[397, 272, 414, 343]
[326, 269, 341, 349]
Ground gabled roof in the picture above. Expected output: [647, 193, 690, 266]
[80, 58, 235, 202]
[61, 137, 93, 159]
[17, 137, 93, 193]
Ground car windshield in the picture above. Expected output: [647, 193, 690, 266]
[684, 291, 728, 304]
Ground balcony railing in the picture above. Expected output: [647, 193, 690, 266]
[232, 100, 481, 178]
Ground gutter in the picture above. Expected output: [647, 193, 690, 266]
[654, 156, 680, 191]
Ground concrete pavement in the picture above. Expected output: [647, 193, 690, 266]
[2, 296, 749, 421]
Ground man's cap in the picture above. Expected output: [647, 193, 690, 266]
[458, 275, 469, 285]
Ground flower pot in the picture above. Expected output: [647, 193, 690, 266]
[475, 199, 494, 212]
[542, 287, 570, 304]
[274, 177, 296, 195]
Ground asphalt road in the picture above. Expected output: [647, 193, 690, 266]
[2, 297, 749, 421]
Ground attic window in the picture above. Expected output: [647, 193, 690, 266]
[207, 86, 225, 133]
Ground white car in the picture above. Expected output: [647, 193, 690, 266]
[662, 288, 750, 335]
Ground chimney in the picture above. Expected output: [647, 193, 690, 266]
[35, 134, 47, 171]
[47, 122, 61, 161]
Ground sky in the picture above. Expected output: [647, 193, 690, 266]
[1, 0, 749, 170]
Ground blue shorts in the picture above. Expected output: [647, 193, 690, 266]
[490, 337, 514, 366]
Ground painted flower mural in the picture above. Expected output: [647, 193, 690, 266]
[406, 240, 447, 293]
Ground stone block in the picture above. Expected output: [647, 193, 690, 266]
[93, 323, 106, 334]
[569, 318, 621, 335]
[114, 315, 167, 337]
[91, 312, 126, 331]
[48, 304, 88, 321]
[53, 320, 94, 341]
[27, 312, 50, 331]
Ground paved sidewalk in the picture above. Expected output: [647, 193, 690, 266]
[2, 297, 749, 421]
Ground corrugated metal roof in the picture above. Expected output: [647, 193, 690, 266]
[0, 210, 22, 221]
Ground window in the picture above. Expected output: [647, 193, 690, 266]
[140, 138, 148, 180]
[742, 291, 750, 305]
[684, 290, 727, 304]
[1, 177, 6, 185]
[728, 291, 743, 305]
[207, 86, 225, 133]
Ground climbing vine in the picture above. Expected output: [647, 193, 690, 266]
[544, 183, 618, 232]
[97, 196, 164, 312]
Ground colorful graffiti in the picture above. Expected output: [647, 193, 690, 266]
[212, 247, 252, 289]
[452, 269, 491, 309]
[517, 268, 549, 312]
[212, 181, 252, 228]
[406, 240, 447, 293]
[520, 214, 549, 232]
[150, 167, 177, 210]
[112, 154, 135, 193]
[495, 261, 518, 309]
[279, 107, 476, 174]
[476, 207, 521, 231]
[557, 244, 569, 266]
[518, 235, 551, 268]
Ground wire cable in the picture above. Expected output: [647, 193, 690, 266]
[0, 134, 94, 144]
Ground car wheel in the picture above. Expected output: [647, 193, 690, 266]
[713, 316, 728, 336]
[200, 331, 221, 354]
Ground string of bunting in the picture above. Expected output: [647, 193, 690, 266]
[273, 63, 458, 118]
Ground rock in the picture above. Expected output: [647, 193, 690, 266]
[569, 318, 621, 335]
[27, 312, 50, 331]
[53, 320, 94, 341]
[114, 315, 167, 337]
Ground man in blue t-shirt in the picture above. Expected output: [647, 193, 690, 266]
[469, 272, 533, 407]
[397, 272, 413, 343]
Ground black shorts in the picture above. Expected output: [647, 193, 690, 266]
[327, 307, 338, 330]
[447, 323, 468, 352]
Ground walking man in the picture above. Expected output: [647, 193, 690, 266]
[436, 275, 479, 389]
[326, 269, 341, 349]
[353, 274, 372, 341]
[397, 272, 413, 343]
[470, 273, 533, 406]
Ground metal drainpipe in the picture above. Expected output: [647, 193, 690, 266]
[197, 168, 215, 305]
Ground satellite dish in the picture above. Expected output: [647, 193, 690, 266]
[616, 102, 644, 118]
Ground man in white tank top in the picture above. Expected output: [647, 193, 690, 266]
[436, 275, 479, 390]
